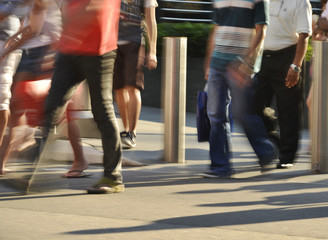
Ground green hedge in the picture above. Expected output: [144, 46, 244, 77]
[306, 37, 313, 62]
[156, 22, 313, 61]
[157, 22, 214, 58]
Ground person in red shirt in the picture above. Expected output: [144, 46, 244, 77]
[41, 0, 124, 194]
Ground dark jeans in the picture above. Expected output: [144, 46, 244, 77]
[254, 45, 304, 164]
[44, 51, 122, 181]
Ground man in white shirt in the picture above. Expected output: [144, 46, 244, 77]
[254, 0, 312, 169]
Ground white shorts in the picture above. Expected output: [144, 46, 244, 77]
[0, 40, 22, 111]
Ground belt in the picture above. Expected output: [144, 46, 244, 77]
[263, 44, 297, 57]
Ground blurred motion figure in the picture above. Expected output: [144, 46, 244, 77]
[200, 0, 277, 178]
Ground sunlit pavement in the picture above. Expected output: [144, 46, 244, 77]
[1, 106, 327, 240]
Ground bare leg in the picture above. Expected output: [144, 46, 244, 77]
[115, 88, 129, 132]
[126, 86, 141, 135]
[62, 116, 88, 177]
[0, 127, 12, 175]
[0, 113, 25, 174]
[0, 110, 9, 145]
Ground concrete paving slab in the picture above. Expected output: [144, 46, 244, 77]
[1, 106, 327, 240]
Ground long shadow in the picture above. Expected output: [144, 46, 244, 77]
[198, 191, 328, 207]
[122, 167, 325, 190]
[63, 205, 328, 235]
[0, 192, 86, 201]
[176, 177, 328, 195]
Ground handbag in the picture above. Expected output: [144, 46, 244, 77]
[196, 85, 211, 142]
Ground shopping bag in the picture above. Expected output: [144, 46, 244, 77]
[196, 88, 211, 142]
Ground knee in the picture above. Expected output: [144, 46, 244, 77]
[126, 86, 140, 95]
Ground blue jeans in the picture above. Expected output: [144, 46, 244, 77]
[207, 68, 276, 176]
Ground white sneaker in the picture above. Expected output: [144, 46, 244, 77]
[120, 131, 136, 148]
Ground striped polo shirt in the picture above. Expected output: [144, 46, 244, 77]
[210, 0, 269, 71]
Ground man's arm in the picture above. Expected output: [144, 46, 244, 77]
[228, 24, 267, 87]
[285, 32, 309, 88]
[144, 6, 157, 69]
[203, 24, 216, 80]
[29, 0, 48, 34]
[243, 24, 267, 72]
[0, 0, 48, 59]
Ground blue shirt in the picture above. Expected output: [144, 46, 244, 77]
[210, 0, 269, 71]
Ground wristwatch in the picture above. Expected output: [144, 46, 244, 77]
[290, 64, 301, 73]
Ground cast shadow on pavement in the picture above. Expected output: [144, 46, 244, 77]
[63, 204, 328, 236]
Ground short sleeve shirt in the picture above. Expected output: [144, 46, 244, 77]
[118, 0, 158, 43]
[264, 0, 312, 51]
[58, 0, 121, 56]
[210, 0, 269, 70]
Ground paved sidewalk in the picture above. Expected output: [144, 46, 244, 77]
[1, 106, 328, 240]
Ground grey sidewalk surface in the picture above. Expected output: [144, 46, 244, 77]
[1, 106, 328, 240]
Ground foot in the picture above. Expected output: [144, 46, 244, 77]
[0, 167, 12, 175]
[121, 131, 136, 149]
[276, 163, 293, 169]
[61, 170, 92, 178]
[87, 177, 125, 194]
[62, 161, 89, 178]
[198, 171, 232, 179]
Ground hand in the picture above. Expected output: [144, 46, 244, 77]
[146, 53, 157, 70]
[313, 27, 327, 41]
[285, 68, 299, 88]
[137, 45, 145, 69]
[204, 67, 210, 81]
[227, 60, 253, 88]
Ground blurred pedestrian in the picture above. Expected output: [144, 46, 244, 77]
[200, 0, 277, 179]
[254, 0, 312, 169]
[0, 0, 31, 174]
[0, 0, 89, 178]
[114, 0, 158, 149]
[312, 0, 328, 41]
[40, 0, 124, 194]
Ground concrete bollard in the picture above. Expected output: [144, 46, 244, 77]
[311, 40, 328, 173]
[162, 37, 187, 163]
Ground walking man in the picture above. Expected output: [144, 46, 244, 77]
[254, 0, 312, 169]
[34, 0, 124, 193]
[201, 0, 277, 178]
[0, 0, 27, 166]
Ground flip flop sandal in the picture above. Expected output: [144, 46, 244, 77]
[61, 170, 92, 178]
